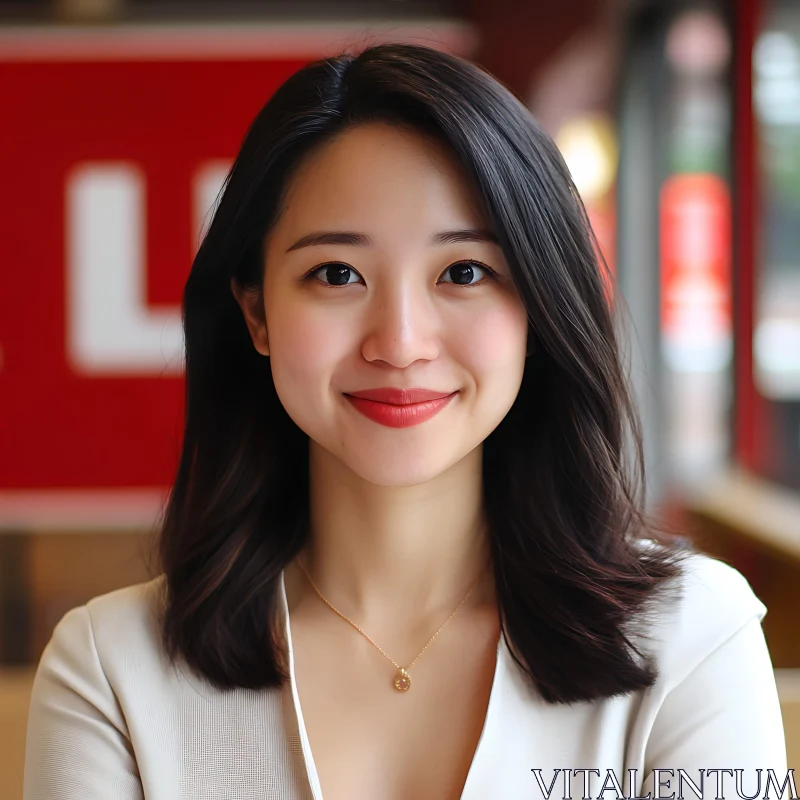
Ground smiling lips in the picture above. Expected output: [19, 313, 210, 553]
[344, 387, 459, 428]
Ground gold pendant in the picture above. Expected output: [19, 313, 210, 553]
[394, 668, 411, 692]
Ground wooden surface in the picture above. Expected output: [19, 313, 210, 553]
[27, 531, 156, 660]
[777, 670, 800, 771]
[681, 467, 800, 670]
[0, 531, 155, 665]
[0, 668, 35, 800]
[684, 467, 800, 562]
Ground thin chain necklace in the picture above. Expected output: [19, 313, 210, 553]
[296, 558, 481, 693]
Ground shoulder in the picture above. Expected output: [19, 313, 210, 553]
[638, 546, 767, 693]
[42, 576, 170, 685]
[53, 575, 165, 642]
[84, 575, 166, 642]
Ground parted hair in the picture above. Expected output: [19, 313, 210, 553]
[158, 42, 694, 705]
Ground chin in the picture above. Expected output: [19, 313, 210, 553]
[356, 464, 458, 488]
[336, 446, 466, 488]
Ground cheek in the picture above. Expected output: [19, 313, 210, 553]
[454, 302, 529, 375]
[265, 302, 349, 398]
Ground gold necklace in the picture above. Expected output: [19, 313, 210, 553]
[296, 558, 480, 693]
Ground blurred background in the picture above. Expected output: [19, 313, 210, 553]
[0, 0, 798, 793]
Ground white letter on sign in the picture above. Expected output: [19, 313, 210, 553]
[65, 162, 227, 376]
[66, 163, 184, 375]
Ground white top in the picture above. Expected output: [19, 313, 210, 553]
[23, 552, 788, 799]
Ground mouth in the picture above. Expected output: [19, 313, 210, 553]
[344, 387, 456, 405]
[343, 389, 459, 428]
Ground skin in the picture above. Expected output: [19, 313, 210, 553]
[232, 121, 530, 799]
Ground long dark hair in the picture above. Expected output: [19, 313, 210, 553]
[159, 42, 694, 705]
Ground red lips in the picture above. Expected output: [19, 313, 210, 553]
[345, 387, 455, 405]
[343, 387, 459, 428]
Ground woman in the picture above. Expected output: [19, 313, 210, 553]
[24, 43, 787, 799]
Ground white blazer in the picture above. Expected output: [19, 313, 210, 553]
[23, 552, 788, 799]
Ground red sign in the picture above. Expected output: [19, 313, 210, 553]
[0, 25, 473, 494]
[660, 173, 733, 371]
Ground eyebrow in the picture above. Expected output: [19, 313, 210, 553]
[285, 229, 499, 253]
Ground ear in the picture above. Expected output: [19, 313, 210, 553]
[230, 277, 270, 357]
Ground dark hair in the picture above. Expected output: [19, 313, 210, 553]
[158, 42, 694, 705]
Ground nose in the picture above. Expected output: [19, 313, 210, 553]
[360, 279, 441, 368]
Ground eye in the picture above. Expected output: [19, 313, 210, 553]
[439, 260, 497, 288]
[303, 259, 498, 289]
[305, 262, 363, 288]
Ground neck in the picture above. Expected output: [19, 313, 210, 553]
[284, 441, 496, 630]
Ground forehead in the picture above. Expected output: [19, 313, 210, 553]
[273, 122, 487, 234]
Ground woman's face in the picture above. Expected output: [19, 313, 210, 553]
[236, 121, 529, 487]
